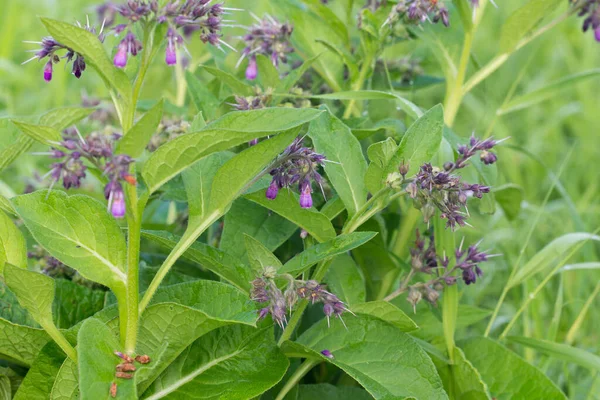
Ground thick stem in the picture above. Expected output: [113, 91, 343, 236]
[275, 359, 319, 400]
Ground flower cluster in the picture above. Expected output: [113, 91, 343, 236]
[266, 137, 326, 209]
[42, 127, 136, 219]
[394, 230, 493, 311]
[104, 0, 227, 69]
[146, 117, 191, 152]
[239, 15, 294, 80]
[24, 20, 105, 82]
[406, 135, 499, 230]
[251, 267, 351, 328]
[385, 0, 450, 28]
[577, 0, 600, 41]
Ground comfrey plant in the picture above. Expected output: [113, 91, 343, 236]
[0, 0, 596, 399]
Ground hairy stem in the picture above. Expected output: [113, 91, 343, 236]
[275, 359, 319, 400]
[124, 183, 141, 353]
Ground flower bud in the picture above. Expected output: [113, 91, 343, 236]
[320, 349, 334, 359]
[399, 161, 409, 177]
[406, 182, 418, 198]
[111, 189, 126, 219]
[43, 60, 53, 82]
[424, 286, 440, 304]
[299, 183, 313, 208]
[246, 56, 258, 80]
[407, 287, 422, 313]
[266, 180, 279, 200]
[421, 202, 436, 223]
[385, 172, 403, 189]
[114, 41, 128, 68]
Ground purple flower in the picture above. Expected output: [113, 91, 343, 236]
[266, 181, 279, 200]
[165, 28, 182, 66]
[321, 349, 334, 359]
[299, 182, 313, 208]
[43, 61, 53, 82]
[595, 26, 600, 42]
[114, 41, 128, 68]
[110, 185, 126, 219]
[245, 56, 258, 80]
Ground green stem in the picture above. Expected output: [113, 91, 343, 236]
[383, 269, 415, 302]
[43, 322, 77, 362]
[343, 187, 391, 234]
[124, 183, 141, 353]
[275, 359, 319, 400]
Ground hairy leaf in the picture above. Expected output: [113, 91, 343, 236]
[0, 211, 27, 275]
[117, 99, 164, 157]
[244, 235, 283, 273]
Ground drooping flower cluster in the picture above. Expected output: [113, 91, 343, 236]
[238, 15, 294, 80]
[266, 137, 326, 209]
[405, 135, 499, 230]
[577, 0, 600, 42]
[42, 127, 136, 218]
[24, 20, 105, 82]
[392, 230, 493, 311]
[384, 0, 450, 28]
[103, 0, 227, 69]
[251, 267, 351, 328]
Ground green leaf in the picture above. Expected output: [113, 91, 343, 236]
[0, 194, 16, 216]
[256, 54, 281, 89]
[411, 305, 492, 342]
[244, 235, 283, 273]
[38, 107, 94, 129]
[280, 232, 378, 276]
[499, 0, 563, 53]
[141, 325, 288, 399]
[52, 280, 107, 329]
[182, 151, 234, 222]
[50, 358, 78, 400]
[434, 347, 491, 400]
[508, 233, 600, 288]
[290, 315, 448, 399]
[0, 211, 27, 275]
[325, 254, 366, 306]
[190, 112, 206, 131]
[498, 69, 600, 114]
[116, 99, 164, 158]
[312, 90, 423, 119]
[296, 384, 373, 400]
[141, 230, 254, 292]
[494, 184, 524, 221]
[314, 39, 359, 81]
[143, 108, 323, 194]
[11, 121, 62, 144]
[451, 0, 474, 31]
[365, 137, 397, 195]
[0, 282, 39, 326]
[186, 71, 220, 121]
[78, 318, 137, 399]
[352, 301, 418, 332]
[220, 198, 296, 263]
[320, 196, 346, 220]
[0, 376, 10, 399]
[0, 317, 50, 366]
[507, 336, 600, 372]
[201, 65, 254, 96]
[245, 190, 336, 243]
[460, 337, 566, 400]
[12, 191, 127, 294]
[277, 53, 321, 95]
[40, 18, 131, 102]
[14, 343, 66, 400]
[308, 110, 368, 216]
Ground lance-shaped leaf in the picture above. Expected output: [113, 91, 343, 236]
[351, 301, 418, 332]
[4, 265, 76, 361]
[40, 18, 132, 102]
[186, 71, 220, 121]
[141, 230, 253, 292]
[244, 235, 283, 273]
[78, 319, 137, 399]
[200, 65, 254, 96]
[11, 121, 62, 145]
[13, 342, 65, 400]
[308, 110, 368, 216]
[311, 90, 423, 119]
[460, 337, 566, 399]
[280, 232, 378, 276]
[364, 137, 397, 195]
[245, 190, 336, 243]
[141, 325, 288, 399]
[286, 315, 448, 399]
[0, 318, 50, 366]
[12, 191, 127, 294]
[325, 254, 366, 306]
[434, 347, 491, 400]
[52, 280, 107, 329]
[276, 53, 321, 96]
[116, 99, 164, 158]
[0, 211, 27, 275]
[143, 108, 323, 194]
[255, 54, 281, 89]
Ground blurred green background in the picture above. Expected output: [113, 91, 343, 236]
[0, 0, 599, 396]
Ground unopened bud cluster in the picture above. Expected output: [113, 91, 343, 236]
[43, 127, 136, 219]
[384, 0, 450, 28]
[577, 0, 600, 42]
[403, 230, 492, 311]
[239, 15, 294, 80]
[251, 267, 351, 328]
[265, 137, 326, 209]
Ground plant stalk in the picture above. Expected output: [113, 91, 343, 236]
[275, 359, 319, 400]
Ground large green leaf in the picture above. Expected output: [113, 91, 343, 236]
[325, 254, 366, 306]
[11, 121, 62, 144]
[0, 317, 50, 366]
[141, 325, 288, 399]
[255, 54, 282, 90]
[281, 232, 377, 276]
[508, 233, 600, 288]
[507, 336, 600, 372]
[289, 315, 448, 399]
[499, 0, 563, 53]
[143, 108, 322, 194]
[41, 18, 132, 102]
[244, 235, 283, 273]
[15, 344, 64, 400]
[78, 318, 137, 399]
[0, 211, 27, 275]
[245, 190, 336, 243]
[52, 279, 107, 329]
[351, 301, 418, 332]
[220, 198, 296, 262]
[308, 110, 368, 216]
[141, 230, 253, 292]
[364, 137, 397, 195]
[0, 376, 10, 399]
[460, 337, 566, 400]
[12, 191, 127, 294]
[494, 184, 524, 221]
[182, 151, 234, 223]
[200, 65, 254, 96]
[186, 71, 220, 121]
[434, 347, 491, 400]
[116, 99, 164, 158]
